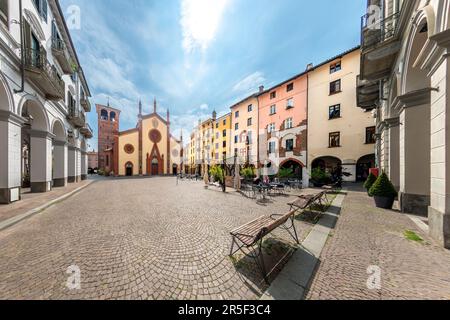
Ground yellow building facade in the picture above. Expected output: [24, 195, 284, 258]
[214, 113, 232, 162]
[117, 100, 182, 176]
[307, 48, 375, 182]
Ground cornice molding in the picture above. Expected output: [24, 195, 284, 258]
[29, 130, 55, 139]
[0, 110, 27, 126]
[394, 87, 435, 112]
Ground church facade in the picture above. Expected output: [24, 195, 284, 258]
[97, 100, 183, 177]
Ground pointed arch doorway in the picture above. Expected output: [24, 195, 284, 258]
[146, 144, 164, 176]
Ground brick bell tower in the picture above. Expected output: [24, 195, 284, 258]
[96, 102, 121, 173]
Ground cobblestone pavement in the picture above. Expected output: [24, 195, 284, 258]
[0, 179, 93, 224]
[307, 185, 450, 300]
[0, 177, 311, 300]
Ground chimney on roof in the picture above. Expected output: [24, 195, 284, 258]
[306, 63, 314, 71]
[259, 85, 264, 93]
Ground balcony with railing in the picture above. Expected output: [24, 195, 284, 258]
[360, 11, 402, 81]
[23, 48, 65, 101]
[356, 75, 379, 110]
[80, 123, 93, 139]
[51, 38, 72, 74]
[68, 105, 86, 128]
[80, 93, 91, 112]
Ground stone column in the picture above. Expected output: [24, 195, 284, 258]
[397, 89, 431, 216]
[30, 130, 53, 193]
[342, 160, 356, 182]
[76, 148, 82, 181]
[0, 111, 24, 203]
[68, 146, 78, 183]
[386, 117, 400, 190]
[53, 140, 68, 187]
[427, 33, 450, 248]
[81, 151, 87, 180]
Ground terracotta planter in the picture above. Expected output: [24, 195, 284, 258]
[374, 196, 395, 209]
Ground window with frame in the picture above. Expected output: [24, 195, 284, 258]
[216, 123, 219, 129]
[286, 98, 294, 109]
[247, 118, 252, 126]
[268, 123, 276, 133]
[235, 123, 239, 131]
[286, 139, 294, 152]
[247, 131, 253, 145]
[268, 141, 276, 154]
[287, 83, 294, 92]
[329, 104, 341, 119]
[329, 132, 341, 148]
[222, 141, 226, 148]
[234, 135, 238, 144]
[0, 0, 8, 28]
[223, 119, 226, 125]
[235, 111, 239, 118]
[32, 0, 48, 22]
[248, 104, 253, 112]
[285, 118, 293, 129]
[270, 105, 276, 115]
[330, 61, 342, 74]
[366, 126, 376, 144]
[222, 129, 226, 137]
[270, 91, 276, 99]
[215, 143, 219, 150]
[330, 79, 341, 94]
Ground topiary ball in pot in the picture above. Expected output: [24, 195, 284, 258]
[369, 172, 398, 209]
[363, 172, 377, 196]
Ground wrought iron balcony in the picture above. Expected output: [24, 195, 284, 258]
[360, 11, 402, 81]
[356, 75, 379, 110]
[23, 48, 65, 101]
[51, 38, 72, 74]
[80, 123, 93, 139]
[80, 95, 91, 112]
[68, 105, 85, 128]
[361, 12, 400, 50]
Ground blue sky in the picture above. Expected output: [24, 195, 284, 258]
[60, 0, 366, 151]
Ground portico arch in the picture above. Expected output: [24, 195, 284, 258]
[21, 99, 52, 193]
[52, 119, 68, 187]
[0, 72, 22, 203]
[398, 13, 432, 215]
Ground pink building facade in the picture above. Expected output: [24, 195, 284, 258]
[258, 73, 308, 183]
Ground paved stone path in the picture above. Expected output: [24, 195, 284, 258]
[0, 177, 311, 300]
[0, 179, 93, 224]
[306, 186, 450, 300]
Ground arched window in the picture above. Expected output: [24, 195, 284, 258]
[100, 109, 108, 121]
[110, 111, 116, 122]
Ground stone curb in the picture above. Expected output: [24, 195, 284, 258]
[0, 181, 95, 232]
[260, 190, 346, 300]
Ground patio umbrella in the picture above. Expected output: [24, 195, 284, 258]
[234, 167, 241, 191]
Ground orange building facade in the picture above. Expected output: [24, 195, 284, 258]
[258, 73, 308, 182]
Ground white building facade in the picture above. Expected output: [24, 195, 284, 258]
[0, 0, 92, 204]
[358, 0, 450, 248]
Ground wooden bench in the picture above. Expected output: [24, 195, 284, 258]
[229, 210, 299, 282]
[288, 191, 327, 212]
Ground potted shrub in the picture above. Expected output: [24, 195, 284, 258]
[310, 168, 331, 187]
[278, 168, 294, 180]
[369, 172, 398, 209]
[363, 172, 377, 196]
[240, 167, 256, 184]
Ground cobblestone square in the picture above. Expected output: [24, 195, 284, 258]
[0, 177, 311, 300]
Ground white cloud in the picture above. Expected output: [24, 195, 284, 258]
[232, 71, 266, 93]
[180, 0, 229, 53]
[199, 103, 209, 110]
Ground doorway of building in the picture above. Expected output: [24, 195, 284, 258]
[151, 158, 159, 175]
[356, 154, 375, 182]
[125, 162, 133, 177]
[173, 164, 178, 175]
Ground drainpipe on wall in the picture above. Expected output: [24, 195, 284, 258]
[14, 0, 25, 94]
